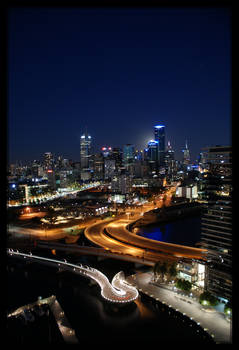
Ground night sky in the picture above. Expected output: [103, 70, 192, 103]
[8, 6, 231, 164]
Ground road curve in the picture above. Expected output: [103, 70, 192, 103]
[106, 219, 208, 261]
[84, 217, 207, 262]
[7, 249, 138, 303]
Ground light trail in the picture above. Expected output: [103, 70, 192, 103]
[7, 249, 138, 303]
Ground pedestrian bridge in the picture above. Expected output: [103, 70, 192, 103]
[7, 249, 138, 303]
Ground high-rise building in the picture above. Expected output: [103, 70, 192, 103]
[123, 144, 135, 169]
[44, 152, 54, 171]
[104, 159, 116, 180]
[164, 141, 176, 179]
[182, 140, 190, 165]
[146, 140, 158, 173]
[80, 131, 92, 180]
[80, 132, 92, 169]
[101, 146, 112, 158]
[47, 169, 56, 190]
[111, 173, 132, 195]
[93, 153, 104, 180]
[200, 145, 232, 301]
[111, 148, 123, 173]
[154, 124, 165, 167]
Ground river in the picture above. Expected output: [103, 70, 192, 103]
[6, 249, 214, 344]
[135, 214, 201, 247]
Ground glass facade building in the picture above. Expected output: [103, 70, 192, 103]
[147, 140, 158, 173]
[123, 144, 135, 168]
[80, 132, 92, 170]
[154, 125, 165, 167]
[200, 146, 232, 300]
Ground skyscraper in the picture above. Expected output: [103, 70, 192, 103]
[80, 131, 92, 169]
[147, 140, 158, 173]
[43, 152, 54, 171]
[164, 141, 176, 180]
[182, 140, 190, 165]
[80, 131, 92, 180]
[200, 145, 232, 301]
[154, 124, 165, 168]
[123, 144, 135, 170]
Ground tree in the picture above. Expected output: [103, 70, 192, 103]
[176, 278, 192, 292]
[199, 291, 219, 306]
[158, 262, 168, 282]
[224, 300, 232, 317]
[168, 262, 177, 281]
[153, 261, 160, 281]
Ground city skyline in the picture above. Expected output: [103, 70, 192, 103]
[8, 7, 231, 163]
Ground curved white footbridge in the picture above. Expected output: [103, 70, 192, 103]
[7, 249, 138, 303]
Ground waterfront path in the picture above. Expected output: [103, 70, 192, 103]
[7, 249, 138, 303]
[126, 272, 232, 344]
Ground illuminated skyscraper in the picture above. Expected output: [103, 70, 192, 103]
[123, 144, 135, 169]
[182, 140, 190, 165]
[44, 152, 54, 170]
[147, 140, 158, 173]
[80, 131, 92, 170]
[80, 131, 92, 181]
[154, 124, 165, 167]
[165, 141, 176, 179]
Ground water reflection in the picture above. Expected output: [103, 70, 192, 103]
[137, 216, 201, 247]
[74, 289, 140, 327]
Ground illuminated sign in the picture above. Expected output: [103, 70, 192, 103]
[47, 170, 53, 173]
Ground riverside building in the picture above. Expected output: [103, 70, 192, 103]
[200, 145, 232, 301]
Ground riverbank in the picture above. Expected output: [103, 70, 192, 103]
[126, 272, 232, 344]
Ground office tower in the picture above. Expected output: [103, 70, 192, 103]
[59, 170, 69, 188]
[104, 159, 116, 180]
[154, 124, 165, 167]
[182, 140, 190, 165]
[111, 173, 132, 195]
[135, 149, 143, 161]
[80, 131, 92, 169]
[111, 147, 123, 173]
[47, 169, 56, 190]
[200, 145, 232, 301]
[44, 152, 54, 170]
[31, 160, 40, 178]
[101, 146, 112, 158]
[93, 153, 104, 180]
[80, 131, 92, 180]
[165, 141, 176, 180]
[146, 140, 158, 173]
[123, 144, 135, 169]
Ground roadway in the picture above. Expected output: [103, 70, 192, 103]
[36, 240, 155, 266]
[105, 218, 207, 260]
[84, 187, 207, 263]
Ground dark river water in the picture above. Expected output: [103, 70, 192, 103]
[136, 215, 201, 247]
[6, 247, 214, 345]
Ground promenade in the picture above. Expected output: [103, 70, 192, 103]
[126, 272, 232, 344]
